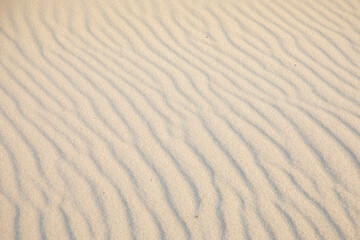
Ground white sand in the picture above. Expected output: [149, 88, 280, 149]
[1, 0, 360, 239]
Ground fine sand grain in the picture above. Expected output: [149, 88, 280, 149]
[1, 0, 360, 239]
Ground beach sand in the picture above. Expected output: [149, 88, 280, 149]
[1, 0, 360, 239]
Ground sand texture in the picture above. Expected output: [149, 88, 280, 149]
[1, 0, 360, 239]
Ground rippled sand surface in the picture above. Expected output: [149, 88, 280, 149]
[1, 0, 360, 239]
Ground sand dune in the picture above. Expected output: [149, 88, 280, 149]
[1, 0, 360, 239]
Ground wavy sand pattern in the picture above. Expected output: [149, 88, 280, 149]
[1, 0, 360, 239]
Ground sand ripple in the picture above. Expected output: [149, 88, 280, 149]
[1, 0, 360, 239]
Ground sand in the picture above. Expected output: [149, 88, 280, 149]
[1, 0, 360, 239]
